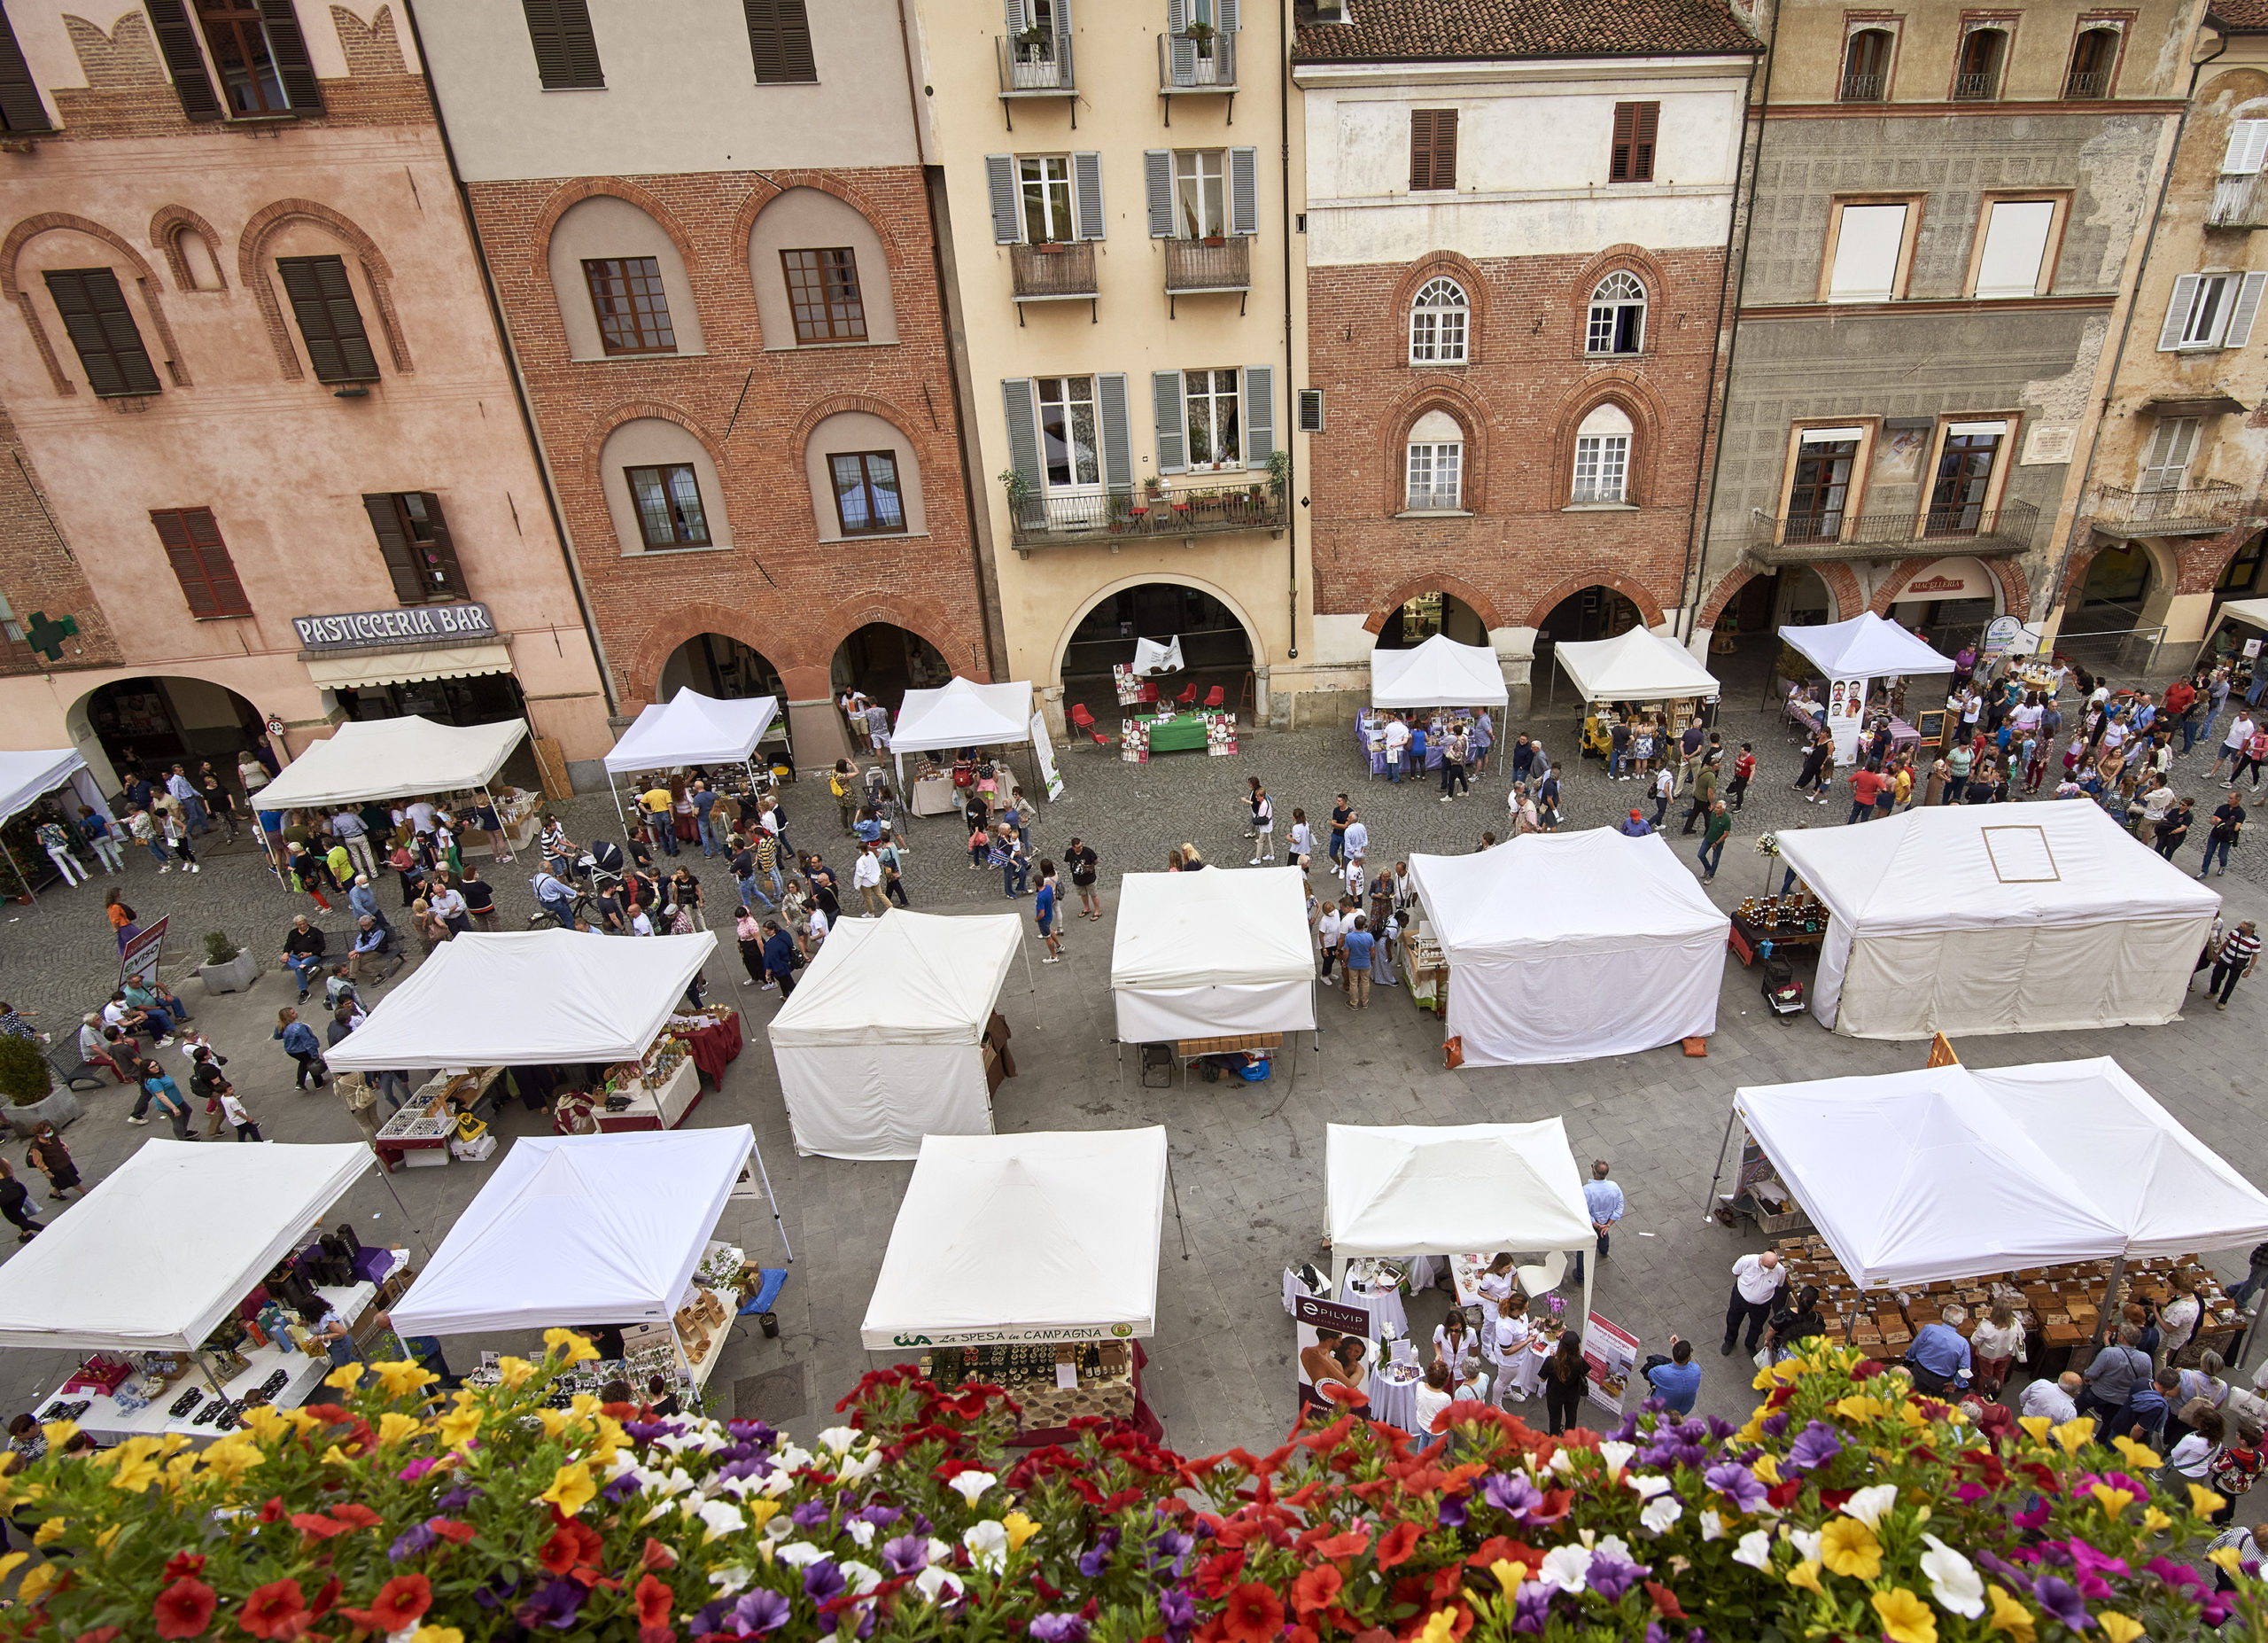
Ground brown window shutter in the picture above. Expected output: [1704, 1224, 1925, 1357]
[1631, 102, 1658, 182]
[0, 4, 53, 135]
[143, 0, 222, 121]
[276, 255, 380, 383]
[1409, 109, 1434, 191]
[43, 269, 162, 397]
[151, 508, 250, 617]
[361, 494, 425, 603]
[414, 493, 467, 598]
[1433, 108, 1457, 190]
[744, 0, 816, 82]
[254, 0, 326, 114]
[519, 0, 603, 89]
[1610, 102, 1635, 182]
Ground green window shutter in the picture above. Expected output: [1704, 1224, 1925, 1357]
[1097, 372, 1132, 494]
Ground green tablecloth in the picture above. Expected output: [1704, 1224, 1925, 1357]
[1144, 714, 1210, 752]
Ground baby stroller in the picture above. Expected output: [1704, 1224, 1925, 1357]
[1760, 952, 1806, 1018]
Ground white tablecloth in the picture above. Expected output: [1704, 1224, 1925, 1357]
[1133, 635, 1184, 675]
[1369, 1365, 1421, 1432]
[1340, 1272, 1410, 1341]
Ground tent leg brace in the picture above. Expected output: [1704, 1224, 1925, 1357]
[371, 1150, 436, 1265]
[1167, 1154, 1191, 1263]
[1701, 1102, 1740, 1224]
[750, 1142, 794, 1265]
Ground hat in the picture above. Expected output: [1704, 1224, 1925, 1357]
[1630, 810, 1642, 822]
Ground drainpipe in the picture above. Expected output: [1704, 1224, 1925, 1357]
[1682, 0, 1781, 644]
[400, 0, 617, 720]
[1281, 0, 1299, 670]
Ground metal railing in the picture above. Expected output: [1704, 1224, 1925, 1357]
[2063, 68, 2109, 97]
[1749, 499, 2039, 561]
[2209, 171, 2268, 230]
[1951, 70, 1999, 101]
[1009, 484, 1286, 547]
[997, 35, 1073, 94]
[1010, 240, 1097, 301]
[2050, 624, 2167, 683]
[2092, 480, 2244, 536]
[1839, 72, 1884, 102]
[1158, 29, 1234, 89]
[1163, 236, 1250, 292]
[1402, 487, 1464, 512]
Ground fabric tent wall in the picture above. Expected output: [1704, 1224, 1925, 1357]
[1111, 868, 1317, 1041]
[1369, 634, 1509, 709]
[0, 749, 89, 829]
[1446, 938, 1722, 1066]
[253, 716, 528, 809]
[777, 1044, 990, 1162]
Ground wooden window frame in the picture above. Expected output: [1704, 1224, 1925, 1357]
[1817, 194, 1926, 303]
[193, 0, 290, 116]
[361, 491, 469, 604]
[1916, 412, 2022, 536]
[625, 463, 713, 549]
[743, 0, 817, 84]
[582, 256, 676, 355]
[781, 247, 867, 344]
[41, 268, 163, 398]
[276, 254, 380, 383]
[1408, 108, 1457, 193]
[150, 507, 252, 618]
[1960, 191, 2072, 300]
[519, 0, 604, 90]
[1838, 15, 1902, 103]
[1774, 419, 1882, 545]
[1609, 102, 1660, 184]
[2062, 13, 2129, 100]
[1949, 14, 2017, 102]
[827, 450, 905, 537]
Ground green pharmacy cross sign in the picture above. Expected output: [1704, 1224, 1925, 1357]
[23, 611, 76, 661]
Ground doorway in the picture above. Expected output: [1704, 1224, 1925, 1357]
[1376, 590, 1487, 650]
[831, 623, 951, 712]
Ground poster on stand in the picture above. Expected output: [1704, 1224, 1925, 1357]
[1827, 677, 1868, 765]
[1581, 1311, 1640, 1416]
[120, 915, 167, 989]
[1294, 1294, 1373, 1416]
[1029, 712, 1065, 800]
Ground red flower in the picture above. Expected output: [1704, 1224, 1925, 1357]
[235, 1578, 308, 1641]
[427, 1516, 477, 1545]
[308, 1579, 340, 1623]
[1766, 1479, 1802, 1510]
[1221, 1583, 1285, 1643]
[1645, 1581, 1686, 1621]
[72, 1630, 123, 1643]
[641, 1537, 679, 1572]
[255, 1498, 285, 1524]
[328, 1503, 382, 1530]
[1375, 1521, 1421, 1570]
[369, 1576, 431, 1632]
[636, 1573, 674, 1627]
[1195, 1549, 1247, 1599]
[152, 1577, 216, 1640]
[162, 1552, 206, 1582]
[541, 1519, 604, 1576]
[290, 1514, 351, 1543]
[1293, 1565, 1343, 1616]
[1312, 1527, 1371, 1561]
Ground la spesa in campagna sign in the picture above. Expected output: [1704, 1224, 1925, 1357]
[293, 603, 497, 651]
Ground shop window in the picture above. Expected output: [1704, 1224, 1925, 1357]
[361, 492, 468, 603]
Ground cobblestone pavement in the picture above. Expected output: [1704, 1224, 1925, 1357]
[0, 667, 2261, 1481]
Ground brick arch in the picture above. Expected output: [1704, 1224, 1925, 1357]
[1521, 570, 1667, 634]
[1382, 379, 1492, 516]
[1392, 251, 1491, 366]
[733, 170, 909, 282]
[583, 397, 726, 469]
[1699, 560, 1863, 628]
[1548, 370, 1664, 509]
[529, 177, 702, 281]
[148, 204, 227, 292]
[237, 199, 411, 379]
[2, 211, 185, 394]
[790, 391, 943, 473]
[1360, 572, 1507, 635]
[619, 603, 787, 712]
[804, 595, 981, 682]
[1867, 556, 1939, 616]
[1868, 554, 2032, 620]
[1565, 243, 1670, 352]
[1697, 563, 1760, 628]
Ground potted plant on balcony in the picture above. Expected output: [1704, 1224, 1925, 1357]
[1016, 20, 1051, 49]
[1030, 233, 1066, 254]
[1184, 19, 1216, 54]
[999, 466, 1037, 530]
[1267, 447, 1292, 507]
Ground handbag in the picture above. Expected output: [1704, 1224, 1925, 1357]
[1443, 1037, 1464, 1071]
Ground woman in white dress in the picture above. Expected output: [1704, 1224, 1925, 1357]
[1967, 1303, 2025, 1398]
[2160, 1273, 2202, 1367]
[1476, 1254, 1518, 1312]
[1433, 1309, 1474, 1373]
[1483, 1292, 1533, 1406]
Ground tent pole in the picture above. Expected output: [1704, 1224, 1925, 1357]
[3, 841, 37, 915]
[477, 783, 511, 862]
[749, 1140, 793, 1264]
[1702, 1101, 1741, 1224]
[371, 1152, 436, 1266]
[1167, 1155, 1190, 1262]
[2094, 1255, 2125, 1348]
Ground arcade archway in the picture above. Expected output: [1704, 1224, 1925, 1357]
[1376, 589, 1487, 650]
[1057, 580, 1257, 729]
[659, 633, 785, 704]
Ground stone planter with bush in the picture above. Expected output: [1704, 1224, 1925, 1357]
[198, 928, 260, 994]
[0, 1032, 79, 1138]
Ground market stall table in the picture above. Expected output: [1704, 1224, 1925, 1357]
[1370, 1359, 1421, 1433]
[1786, 698, 1919, 754]
[596, 1054, 701, 1133]
[909, 771, 959, 816]
[1727, 895, 1828, 967]
[680, 1007, 745, 1086]
[1137, 710, 1209, 753]
[1339, 1259, 1410, 1342]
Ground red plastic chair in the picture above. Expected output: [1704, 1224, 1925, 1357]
[1202, 685, 1225, 710]
[1068, 703, 1099, 734]
[1176, 682, 1199, 705]
[1138, 681, 1160, 703]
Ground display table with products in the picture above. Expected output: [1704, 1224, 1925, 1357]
[1727, 893, 1827, 966]
[1401, 927, 1447, 1011]
[921, 1339, 1161, 1444]
[676, 1007, 745, 1087]
[597, 1053, 700, 1133]
[376, 1067, 504, 1170]
[461, 790, 540, 860]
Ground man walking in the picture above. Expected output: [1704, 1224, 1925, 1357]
[167, 764, 210, 837]
[1651, 765, 1674, 829]
[1698, 799, 1731, 882]
[1793, 729, 1833, 803]
[1383, 714, 1410, 783]
[1342, 915, 1374, 1008]
[1721, 1250, 1787, 1358]
[1681, 757, 1720, 835]
[1728, 743, 1756, 810]
[2206, 920, 2259, 1012]
[1572, 1159, 1622, 1283]
[1328, 796, 1351, 865]
[2201, 788, 2245, 878]
[1439, 724, 1470, 801]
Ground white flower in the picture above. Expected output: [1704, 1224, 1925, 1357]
[1640, 1496, 1684, 1536]
[1785, 1527, 1821, 1563]
[1625, 1473, 1674, 1500]
[817, 1425, 860, 1455]
[841, 1561, 884, 1597]
[1596, 1536, 1635, 1565]
[776, 1542, 827, 1569]
[835, 1452, 883, 1484]
[1919, 1533, 1985, 1619]
[1700, 1508, 1726, 1542]
[948, 1470, 998, 1507]
[1538, 1545, 1593, 1593]
[757, 1468, 797, 1499]
[1732, 1530, 1773, 1572]
[707, 1565, 754, 1597]
[1548, 1448, 1577, 1477]
[695, 1499, 746, 1542]
[1596, 1441, 1636, 1477]
[1840, 1484, 1899, 1530]
[763, 1515, 794, 1542]
[926, 1537, 952, 1567]
[844, 1519, 876, 1548]
[914, 1566, 965, 1606]
[964, 1519, 1009, 1572]
[773, 1444, 813, 1473]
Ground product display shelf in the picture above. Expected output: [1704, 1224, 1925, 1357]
[596, 1055, 702, 1133]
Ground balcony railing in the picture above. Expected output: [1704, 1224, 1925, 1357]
[997, 35, 1074, 96]
[2209, 171, 2268, 230]
[1010, 241, 1097, 303]
[2093, 480, 2244, 538]
[1951, 71, 1999, 101]
[1163, 236, 1250, 293]
[1748, 499, 2040, 563]
[1009, 483, 1286, 548]
[1159, 28, 1235, 90]
[1402, 487, 1464, 513]
[1839, 72, 1884, 102]
[2063, 68, 2109, 97]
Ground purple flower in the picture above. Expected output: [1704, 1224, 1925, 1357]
[2015, 1499, 2053, 1530]
[735, 1589, 793, 1636]
[435, 1484, 478, 1513]
[2147, 1556, 2205, 1594]
[624, 1419, 677, 1443]
[1645, 1626, 1670, 1643]
[1078, 1529, 1121, 1578]
[1438, 1494, 1469, 1529]
[1030, 1614, 1089, 1643]
[691, 1600, 733, 1637]
[1588, 1552, 1651, 1603]
[882, 1535, 929, 1577]
[795, 1499, 834, 1530]
[1148, 1528, 1193, 1574]
[388, 1522, 438, 1562]
[1785, 1421, 1843, 1474]
[1511, 1583, 1553, 1635]
[1977, 1550, 2031, 1583]
[1160, 1587, 1196, 1640]
[804, 1561, 848, 1605]
[516, 1577, 588, 1631]
[727, 1417, 777, 1444]
[1703, 1463, 1767, 1514]
[2031, 1575, 2093, 1631]
[1483, 1472, 1544, 1519]
[1612, 1414, 1641, 1443]
[602, 1470, 643, 1504]
[1705, 1416, 1736, 1441]
[2204, 1594, 2234, 1628]
[856, 1505, 902, 1529]
[1759, 1412, 1790, 1440]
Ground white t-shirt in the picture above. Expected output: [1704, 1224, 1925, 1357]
[406, 801, 438, 834]
[1317, 910, 1344, 951]
[1412, 1383, 1453, 1431]
[1383, 721, 1410, 757]
[1732, 1255, 1787, 1304]
[1477, 1270, 1516, 1307]
[219, 1093, 252, 1127]
[2228, 716, 2259, 752]
[1254, 795, 1272, 828]
[808, 908, 829, 944]
[852, 854, 882, 890]
[630, 910, 655, 938]
[1289, 822, 1312, 857]
[1486, 1313, 1530, 1359]
[2161, 1296, 2202, 1354]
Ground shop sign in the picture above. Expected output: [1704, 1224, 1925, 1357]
[293, 603, 496, 652]
[1892, 557, 1990, 603]
[120, 914, 167, 990]
[1581, 1311, 1640, 1415]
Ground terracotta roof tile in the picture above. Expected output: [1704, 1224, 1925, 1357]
[2211, 0, 2268, 31]
[1293, 0, 1759, 63]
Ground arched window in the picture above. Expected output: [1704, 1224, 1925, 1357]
[2065, 26, 2118, 98]
[1841, 27, 1893, 102]
[1586, 271, 1645, 355]
[1571, 403, 1633, 504]
[1954, 27, 2006, 101]
[1404, 408, 1464, 510]
[545, 196, 704, 362]
[600, 418, 732, 554]
[805, 409, 925, 542]
[1408, 276, 1468, 365]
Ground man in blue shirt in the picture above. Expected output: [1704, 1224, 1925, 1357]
[1342, 915, 1375, 1009]
[760, 920, 801, 999]
[1644, 1338, 1701, 1415]
[1618, 808, 1652, 837]
[1902, 1305, 1974, 1396]
[1573, 1159, 1623, 1282]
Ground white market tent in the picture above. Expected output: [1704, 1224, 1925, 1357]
[1325, 1119, 1597, 1320]
[0, 747, 111, 901]
[0, 1141, 369, 1351]
[388, 1129, 757, 1335]
[1369, 633, 1509, 710]
[768, 909, 1026, 1161]
[2202, 596, 2268, 651]
[1408, 830, 1729, 1066]
[1553, 627, 1722, 704]
[861, 1127, 1166, 1348]
[252, 715, 527, 810]
[322, 929, 716, 1071]
[1732, 1058, 2268, 1290]
[1110, 866, 1317, 1041]
[1774, 802, 2218, 1039]
[887, 676, 1036, 788]
[1777, 612, 1957, 681]
[604, 689, 779, 775]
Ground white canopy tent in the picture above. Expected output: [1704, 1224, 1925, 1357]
[861, 1127, 1167, 1348]
[321, 929, 716, 1071]
[252, 715, 527, 811]
[0, 1141, 369, 1351]
[388, 1129, 761, 1335]
[768, 909, 1028, 1161]
[1408, 830, 1729, 1066]
[887, 676, 1036, 790]
[1369, 634, 1509, 710]
[0, 747, 112, 902]
[1552, 627, 1721, 704]
[1325, 1120, 1597, 1321]
[1730, 1059, 2268, 1290]
[1132, 635, 1184, 675]
[2201, 596, 2268, 654]
[1777, 614, 1954, 763]
[1774, 803, 2218, 1038]
[604, 689, 779, 774]
[1110, 867, 1317, 1041]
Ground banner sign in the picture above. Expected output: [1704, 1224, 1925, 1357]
[1581, 1311, 1640, 1415]
[293, 603, 496, 652]
[1029, 712, 1065, 801]
[1827, 676, 1869, 766]
[1981, 614, 2023, 667]
[1295, 1294, 1373, 1416]
[119, 914, 167, 990]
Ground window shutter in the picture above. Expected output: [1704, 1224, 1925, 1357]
[1074, 152, 1106, 241]
[2225, 119, 2268, 175]
[362, 494, 426, 603]
[1243, 364, 1275, 467]
[1409, 109, 1435, 191]
[521, 0, 603, 90]
[2158, 275, 2201, 351]
[143, 0, 222, 121]
[151, 509, 250, 618]
[745, 0, 817, 83]
[1167, 0, 1194, 84]
[276, 255, 380, 383]
[2227, 270, 2268, 348]
[1054, 1, 1073, 82]
[1433, 109, 1457, 191]
[0, 4, 51, 134]
[1630, 102, 1658, 181]
[1218, 0, 1238, 28]
[1153, 370, 1186, 473]
[44, 269, 162, 397]
[255, 0, 325, 113]
[1228, 145, 1258, 236]
[1611, 102, 1635, 181]
[1144, 148, 1174, 237]
[1000, 379, 1042, 505]
[1297, 386, 1324, 433]
[984, 155, 1021, 244]
[1097, 372, 1133, 494]
[418, 494, 466, 597]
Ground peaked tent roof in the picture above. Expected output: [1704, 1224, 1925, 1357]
[860, 1128, 1168, 1346]
[2215, 596, 2268, 633]
[1776, 612, 1954, 680]
[769, 909, 1020, 1047]
[888, 677, 1034, 754]
[1408, 829, 1728, 959]
[1111, 866, 1316, 990]
[1369, 633, 1509, 708]
[388, 1130, 755, 1335]
[0, 747, 87, 829]
[1772, 801, 2218, 936]
[603, 689, 779, 774]
[252, 715, 527, 809]
[1326, 1120, 1596, 1258]
[1552, 627, 1722, 703]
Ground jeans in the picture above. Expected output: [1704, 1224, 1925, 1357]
[183, 794, 210, 834]
[1610, 751, 1628, 780]
[1847, 802, 1871, 827]
[1000, 860, 1028, 898]
[2202, 835, 2233, 876]
[885, 876, 908, 907]
[1941, 778, 1964, 805]
[1386, 754, 1402, 783]
[737, 875, 774, 912]
[146, 838, 171, 865]
[1651, 792, 1670, 827]
[541, 894, 576, 930]
[284, 954, 322, 996]
[1724, 1288, 1775, 1352]
[1330, 832, 1345, 863]
[289, 1050, 325, 1090]
[2181, 717, 2201, 753]
[2211, 959, 2248, 1004]
[1698, 837, 1726, 876]
[697, 814, 720, 856]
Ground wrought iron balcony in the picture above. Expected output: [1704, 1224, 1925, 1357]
[1951, 71, 1999, 101]
[1747, 499, 2040, 564]
[1158, 28, 1235, 91]
[1010, 241, 1097, 308]
[997, 35, 1074, 97]
[1163, 236, 1250, 294]
[1007, 483, 1286, 549]
[2209, 171, 2268, 230]
[2063, 68, 2109, 98]
[1839, 72, 1884, 102]
[2092, 480, 2244, 539]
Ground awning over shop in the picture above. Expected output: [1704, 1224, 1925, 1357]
[304, 643, 516, 692]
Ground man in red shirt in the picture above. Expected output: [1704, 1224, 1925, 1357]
[1728, 743, 1758, 810]
[1847, 762, 1886, 826]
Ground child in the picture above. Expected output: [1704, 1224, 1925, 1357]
[1728, 743, 1756, 810]
[967, 821, 989, 870]
[1286, 807, 1312, 870]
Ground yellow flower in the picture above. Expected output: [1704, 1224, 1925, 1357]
[237, 1406, 293, 1445]
[545, 1327, 602, 1365]
[2089, 1483, 2135, 1520]
[32, 1517, 65, 1546]
[1786, 1560, 1824, 1595]
[1984, 1585, 2036, 1643]
[587, 1414, 626, 1465]
[0, 1551, 25, 1586]
[2141, 1507, 2172, 1533]
[1898, 1401, 1930, 1429]
[1735, 1408, 1768, 1445]
[1833, 1394, 1893, 1424]
[2110, 1436, 2161, 1471]
[1751, 1453, 1781, 1486]
[2191, 1483, 2228, 1518]
[1872, 1587, 1938, 1643]
[1002, 1509, 1040, 1552]
[2049, 1417, 2094, 1456]
[540, 1462, 597, 1517]
[377, 1412, 424, 1449]
[323, 1361, 365, 1392]
[93, 1523, 120, 1553]
[496, 1356, 537, 1389]
[2016, 1415, 2052, 1444]
[411, 1629, 465, 1643]
[370, 1359, 439, 1399]
[1819, 1517, 1883, 1580]
[2209, 1545, 2247, 1577]
[534, 1408, 572, 1441]
[747, 1499, 781, 1530]
[1489, 1559, 1527, 1595]
[19, 1562, 56, 1603]
[2096, 1615, 2143, 1643]
[39, 1420, 77, 1454]
[1417, 1612, 1456, 1643]
[436, 1404, 484, 1450]
[99, 1436, 163, 1493]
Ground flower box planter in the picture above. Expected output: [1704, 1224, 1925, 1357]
[7, 1086, 82, 1140]
[198, 948, 261, 995]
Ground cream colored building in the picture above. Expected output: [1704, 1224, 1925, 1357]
[912, 0, 1310, 733]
